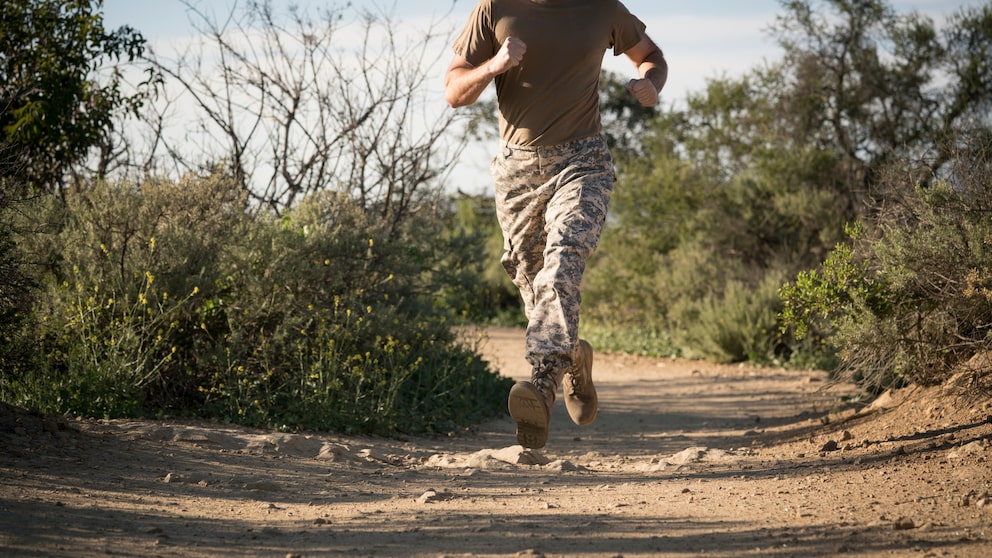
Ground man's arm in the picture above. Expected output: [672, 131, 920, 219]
[445, 38, 527, 108]
[623, 35, 668, 107]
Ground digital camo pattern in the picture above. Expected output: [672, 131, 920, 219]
[490, 134, 614, 387]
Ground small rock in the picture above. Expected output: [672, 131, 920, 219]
[866, 390, 897, 412]
[495, 446, 551, 466]
[964, 491, 990, 507]
[316, 443, 358, 462]
[358, 447, 394, 464]
[819, 440, 839, 452]
[417, 489, 442, 504]
[949, 441, 987, 459]
[893, 517, 916, 530]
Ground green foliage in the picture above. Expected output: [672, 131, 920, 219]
[0, 194, 34, 376]
[430, 193, 524, 327]
[779, 223, 887, 341]
[2, 176, 512, 433]
[431, 193, 522, 326]
[0, 0, 154, 191]
[780, 135, 992, 390]
[680, 272, 788, 364]
[0, 137, 35, 381]
[584, 129, 703, 342]
[585, 93, 846, 362]
[584, 0, 992, 370]
[580, 322, 678, 360]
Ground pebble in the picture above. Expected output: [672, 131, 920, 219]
[893, 517, 916, 530]
[418, 489, 442, 504]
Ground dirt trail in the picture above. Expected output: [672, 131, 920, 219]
[1, 327, 991, 557]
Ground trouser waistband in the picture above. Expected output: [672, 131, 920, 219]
[500, 134, 606, 157]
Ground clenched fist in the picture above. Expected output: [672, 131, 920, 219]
[626, 78, 659, 107]
[487, 37, 527, 76]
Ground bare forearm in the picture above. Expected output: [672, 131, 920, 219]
[445, 64, 496, 108]
[639, 51, 668, 94]
[445, 38, 526, 109]
[624, 36, 667, 107]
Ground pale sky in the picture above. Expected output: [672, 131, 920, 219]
[100, 0, 982, 193]
[103, 0, 979, 108]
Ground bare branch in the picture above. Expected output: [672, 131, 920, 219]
[129, 0, 464, 222]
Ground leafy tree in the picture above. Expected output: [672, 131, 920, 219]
[0, 0, 153, 192]
[584, 0, 992, 363]
[771, 0, 992, 212]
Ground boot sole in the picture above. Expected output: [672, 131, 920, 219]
[507, 381, 550, 449]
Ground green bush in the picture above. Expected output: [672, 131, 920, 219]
[780, 138, 992, 391]
[677, 272, 787, 364]
[439, 194, 523, 326]
[2, 175, 512, 433]
[0, 191, 35, 377]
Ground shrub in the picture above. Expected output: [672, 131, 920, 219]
[677, 272, 787, 364]
[438, 194, 523, 326]
[2, 175, 512, 433]
[780, 136, 992, 391]
[0, 191, 35, 377]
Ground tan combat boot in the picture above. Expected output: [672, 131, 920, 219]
[507, 368, 559, 449]
[562, 339, 598, 425]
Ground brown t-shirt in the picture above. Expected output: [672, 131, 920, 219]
[452, 0, 647, 146]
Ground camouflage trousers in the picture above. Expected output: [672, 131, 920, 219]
[490, 134, 614, 378]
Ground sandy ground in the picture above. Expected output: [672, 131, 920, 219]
[1, 326, 991, 557]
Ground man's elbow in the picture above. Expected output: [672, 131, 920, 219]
[445, 86, 475, 109]
[443, 74, 464, 108]
[445, 63, 484, 108]
[445, 90, 465, 109]
[652, 50, 668, 71]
